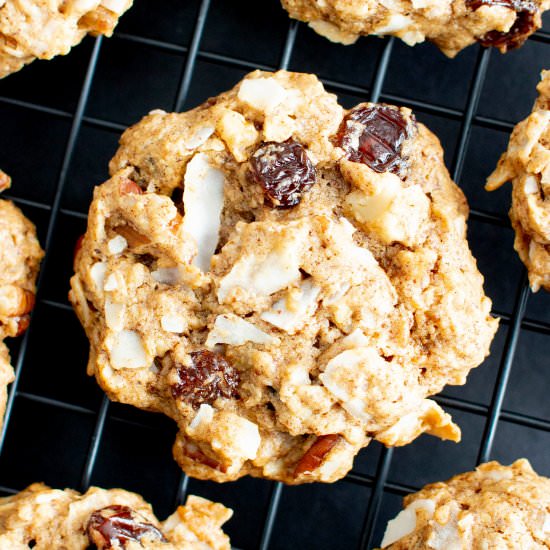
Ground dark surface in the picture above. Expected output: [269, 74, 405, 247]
[0, 2, 549, 549]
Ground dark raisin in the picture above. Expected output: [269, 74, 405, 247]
[336, 105, 411, 176]
[87, 505, 166, 548]
[171, 350, 240, 408]
[249, 140, 316, 207]
[467, 0, 539, 51]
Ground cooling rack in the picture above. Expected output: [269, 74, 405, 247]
[0, 1, 549, 548]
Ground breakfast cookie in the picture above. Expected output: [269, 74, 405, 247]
[0, 0, 133, 78]
[0, 483, 232, 549]
[380, 459, 550, 548]
[0, 170, 43, 429]
[280, 0, 549, 57]
[487, 70, 550, 292]
[70, 70, 498, 484]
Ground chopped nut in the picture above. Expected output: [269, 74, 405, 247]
[294, 434, 341, 476]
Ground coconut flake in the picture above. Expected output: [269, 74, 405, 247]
[205, 314, 279, 348]
[260, 279, 320, 333]
[524, 175, 539, 194]
[185, 126, 215, 150]
[108, 330, 149, 370]
[182, 153, 225, 272]
[103, 273, 119, 292]
[188, 404, 215, 431]
[105, 299, 125, 331]
[238, 77, 288, 112]
[374, 14, 413, 34]
[381, 499, 435, 547]
[161, 314, 185, 333]
[101, 0, 129, 14]
[90, 262, 107, 291]
[107, 235, 127, 255]
[217, 224, 307, 303]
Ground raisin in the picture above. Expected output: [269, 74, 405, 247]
[294, 434, 341, 477]
[249, 140, 316, 207]
[87, 505, 166, 548]
[171, 350, 239, 408]
[337, 105, 411, 176]
[467, 0, 539, 51]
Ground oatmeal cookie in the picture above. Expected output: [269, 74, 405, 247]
[0, 0, 133, 78]
[0, 483, 232, 549]
[487, 71, 550, 292]
[0, 170, 43, 430]
[70, 70, 498, 484]
[380, 459, 550, 548]
[280, 0, 549, 57]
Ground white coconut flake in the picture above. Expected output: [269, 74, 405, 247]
[211, 415, 261, 460]
[205, 314, 279, 348]
[101, 0, 129, 14]
[188, 404, 215, 431]
[524, 175, 540, 194]
[103, 273, 119, 292]
[319, 347, 380, 424]
[182, 153, 225, 272]
[374, 14, 413, 34]
[483, 469, 513, 482]
[107, 235, 127, 255]
[108, 330, 149, 370]
[260, 279, 321, 333]
[161, 314, 185, 333]
[543, 513, 550, 533]
[105, 299, 125, 331]
[185, 126, 215, 150]
[217, 224, 307, 303]
[151, 266, 184, 285]
[238, 77, 288, 112]
[90, 262, 107, 291]
[381, 499, 435, 547]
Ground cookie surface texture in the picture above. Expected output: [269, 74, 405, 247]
[0, 170, 43, 431]
[280, 0, 549, 57]
[380, 459, 550, 548]
[70, 70, 498, 484]
[0, 483, 232, 549]
[487, 70, 550, 292]
[0, 0, 134, 78]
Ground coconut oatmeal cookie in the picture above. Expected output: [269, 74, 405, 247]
[0, 0, 133, 78]
[0, 482, 232, 549]
[0, 170, 43, 430]
[70, 70, 498, 484]
[379, 459, 550, 548]
[280, 0, 549, 57]
[487, 71, 550, 292]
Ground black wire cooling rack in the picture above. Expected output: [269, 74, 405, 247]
[0, 1, 549, 548]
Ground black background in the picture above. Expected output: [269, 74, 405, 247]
[0, 2, 549, 549]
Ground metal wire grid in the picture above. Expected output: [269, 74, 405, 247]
[0, 2, 548, 548]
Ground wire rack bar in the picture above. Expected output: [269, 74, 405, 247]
[0, 36, 104, 453]
[477, 272, 531, 464]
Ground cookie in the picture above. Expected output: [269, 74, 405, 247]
[0, 482, 232, 549]
[380, 459, 550, 548]
[70, 70, 497, 484]
[280, 0, 549, 57]
[487, 71, 550, 292]
[0, 0, 133, 78]
[0, 170, 43, 429]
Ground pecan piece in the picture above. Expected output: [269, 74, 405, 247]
[294, 434, 341, 477]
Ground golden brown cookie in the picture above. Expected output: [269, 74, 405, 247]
[0, 170, 43, 430]
[0, 0, 134, 78]
[487, 70, 550, 292]
[380, 459, 550, 548]
[70, 70, 497, 484]
[280, 0, 549, 57]
[0, 483, 232, 549]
